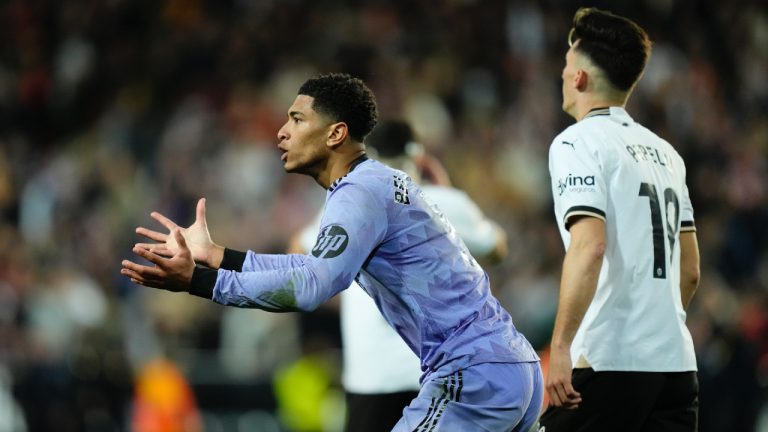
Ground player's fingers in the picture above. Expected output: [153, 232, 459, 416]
[123, 270, 164, 288]
[150, 211, 178, 231]
[554, 382, 571, 408]
[564, 382, 581, 399]
[196, 198, 206, 223]
[135, 243, 174, 257]
[130, 247, 169, 268]
[547, 389, 560, 407]
[563, 398, 581, 409]
[546, 383, 563, 407]
[121, 263, 162, 281]
[560, 381, 581, 409]
[121, 259, 160, 276]
[563, 390, 582, 408]
[122, 268, 148, 284]
[136, 227, 167, 242]
[173, 229, 189, 253]
[134, 242, 163, 251]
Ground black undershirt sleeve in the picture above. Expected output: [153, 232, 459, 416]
[188, 248, 247, 299]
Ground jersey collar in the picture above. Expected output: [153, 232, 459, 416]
[583, 106, 634, 126]
[584, 106, 611, 118]
[328, 153, 369, 191]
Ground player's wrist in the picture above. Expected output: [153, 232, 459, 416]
[204, 244, 225, 269]
[550, 339, 572, 352]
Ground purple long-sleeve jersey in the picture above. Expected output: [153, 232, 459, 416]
[195, 157, 538, 378]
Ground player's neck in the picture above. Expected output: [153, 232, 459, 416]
[575, 102, 621, 121]
[574, 94, 626, 121]
[318, 148, 368, 189]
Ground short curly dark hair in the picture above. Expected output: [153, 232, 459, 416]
[569, 7, 651, 92]
[298, 73, 378, 143]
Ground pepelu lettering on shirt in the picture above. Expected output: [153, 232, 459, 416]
[625, 144, 673, 172]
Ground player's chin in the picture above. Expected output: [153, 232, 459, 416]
[283, 162, 310, 175]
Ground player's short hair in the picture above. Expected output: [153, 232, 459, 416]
[569, 7, 651, 92]
[298, 73, 378, 143]
[366, 119, 413, 158]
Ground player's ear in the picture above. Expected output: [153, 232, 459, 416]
[574, 69, 588, 92]
[326, 122, 349, 148]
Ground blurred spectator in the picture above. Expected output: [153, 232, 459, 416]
[132, 357, 202, 432]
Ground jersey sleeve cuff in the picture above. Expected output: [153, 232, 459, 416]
[188, 267, 217, 299]
[680, 220, 696, 232]
[220, 248, 247, 271]
[564, 206, 606, 230]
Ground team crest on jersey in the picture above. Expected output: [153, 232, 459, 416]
[311, 225, 349, 258]
[557, 173, 596, 196]
[393, 175, 410, 205]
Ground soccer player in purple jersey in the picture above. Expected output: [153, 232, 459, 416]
[122, 73, 543, 431]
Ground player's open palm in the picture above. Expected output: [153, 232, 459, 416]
[122, 229, 195, 292]
[546, 347, 582, 409]
[135, 198, 219, 267]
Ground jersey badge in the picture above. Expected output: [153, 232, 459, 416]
[393, 175, 411, 205]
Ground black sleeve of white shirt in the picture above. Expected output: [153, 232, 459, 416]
[188, 248, 247, 299]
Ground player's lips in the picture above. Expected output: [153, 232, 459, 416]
[278, 144, 288, 162]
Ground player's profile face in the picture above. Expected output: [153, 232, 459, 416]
[561, 45, 579, 116]
[277, 95, 333, 175]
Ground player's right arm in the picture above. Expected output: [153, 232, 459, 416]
[546, 129, 608, 409]
[134, 198, 302, 272]
[547, 216, 604, 409]
[198, 182, 386, 312]
[679, 231, 700, 311]
[126, 182, 386, 312]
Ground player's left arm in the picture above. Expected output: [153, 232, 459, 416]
[678, 175, 700, 311]
[679, 231, 700, 311]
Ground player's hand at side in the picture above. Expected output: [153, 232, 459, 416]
[135, 198, 224, 268]
[546, 346, 582, 409]
[122, 229, 195, 291]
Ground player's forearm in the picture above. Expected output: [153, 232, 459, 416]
[680, 276, 698, 311]
[551, 239, 604, 350]
[216, 248, 310, 272]
[189, 255, 346, 312]
[679, 232, 700, 311]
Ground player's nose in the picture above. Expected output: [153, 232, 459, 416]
[277, 124, 288, 142]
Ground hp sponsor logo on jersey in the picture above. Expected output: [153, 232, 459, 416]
[311, 225, 349, 258]
[557, 173, 596, 196]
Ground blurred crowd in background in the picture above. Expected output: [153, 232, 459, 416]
[0, 0, 766, 431]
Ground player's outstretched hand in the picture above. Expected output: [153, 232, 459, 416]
[135, 198, 224, 268]
[122, 229, 195, 291]
[546, 347, 582, 409]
